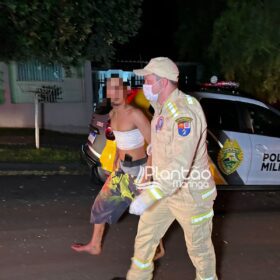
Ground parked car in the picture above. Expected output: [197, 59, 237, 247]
[191, 80, 280, 188]
[82, 78, 280, 188]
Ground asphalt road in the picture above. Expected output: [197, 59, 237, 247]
[0, 175, 279, 280]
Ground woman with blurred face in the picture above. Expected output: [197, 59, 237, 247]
[71, 77, 164, 259]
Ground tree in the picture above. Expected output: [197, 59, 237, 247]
[0, 0, 142, 67]
[209, 0, 280, 103]
[174, 0, 226, 63]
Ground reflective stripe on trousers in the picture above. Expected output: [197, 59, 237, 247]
[196, 275, 216, 280]
[201, 188, 216, 200]
[191, 209, 214, 225]
[132, 257, 152, 270]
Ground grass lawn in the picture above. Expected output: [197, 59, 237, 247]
[0, 146, 80, 163]
[0, 128, 86, 163]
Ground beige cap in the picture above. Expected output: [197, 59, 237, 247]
[133, 57, 179, 82]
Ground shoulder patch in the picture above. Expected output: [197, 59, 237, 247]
[175, 117, 193, 123]
[177, 118, 191, 137]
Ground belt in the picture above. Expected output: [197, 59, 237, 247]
[121, 157, 147, 167]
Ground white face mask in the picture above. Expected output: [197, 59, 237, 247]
[142, 80, 161, 102]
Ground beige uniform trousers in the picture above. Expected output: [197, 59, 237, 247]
[127, 187, 217, 280]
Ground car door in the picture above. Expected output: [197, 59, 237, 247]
[200, 98, 252, 185]
[244, 103, 280, 185]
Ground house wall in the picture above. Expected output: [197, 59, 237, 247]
[0, 62, 93, 134]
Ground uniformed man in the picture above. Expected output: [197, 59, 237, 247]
[125, 57, 218, 280]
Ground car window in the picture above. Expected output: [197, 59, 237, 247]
[200, 98, 240, 131]
[245, 104, 280, 138]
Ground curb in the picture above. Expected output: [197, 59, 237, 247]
[0, 170, 88, 176]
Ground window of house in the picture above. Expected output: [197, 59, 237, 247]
[17, 61, 63, 82]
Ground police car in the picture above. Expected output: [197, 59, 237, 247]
[82, 77, 280, 189]
[190, 77, 280, 189]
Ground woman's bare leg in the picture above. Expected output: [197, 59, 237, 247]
[153, 239, 165, 261]
[71, 224, 105, 255]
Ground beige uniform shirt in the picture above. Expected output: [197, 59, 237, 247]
[151, 89, 216, 201]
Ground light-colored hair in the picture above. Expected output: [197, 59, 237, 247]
[154, 74, 178, 86]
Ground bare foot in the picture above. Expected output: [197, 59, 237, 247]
[71, 243, 102, 255]
[153, 243, 165, 261]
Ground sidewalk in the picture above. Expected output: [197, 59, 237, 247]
[0, 162, 88, 176]
[0, 129, 89, 176]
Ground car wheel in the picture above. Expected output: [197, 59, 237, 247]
[90, 165, 107, 184]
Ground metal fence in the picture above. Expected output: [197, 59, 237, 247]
[92, 69, 144, 109]
[91, 60, 203, 110]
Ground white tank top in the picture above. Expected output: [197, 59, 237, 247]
[113, 128, 144, 150]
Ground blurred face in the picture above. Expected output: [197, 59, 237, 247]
[106, 78, 126, 107]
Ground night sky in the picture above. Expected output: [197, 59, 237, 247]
[116, 0, 179, 62]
